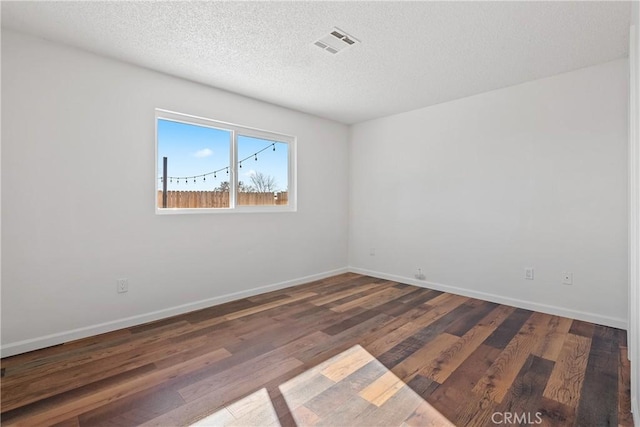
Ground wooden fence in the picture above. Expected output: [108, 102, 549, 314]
[158, 191, 288, 209]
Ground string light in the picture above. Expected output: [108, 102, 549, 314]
[158, 142, 281, 183]
[237, 142, 278, 166]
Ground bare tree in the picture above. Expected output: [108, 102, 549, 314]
[238, 181, 251, 193]
[215, 181, 252, 192]
[215, 181, 230, 192]
[249, 172, 277, 192]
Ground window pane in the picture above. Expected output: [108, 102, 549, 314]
[237, 135, 289, 206]
[157, 119, 232, 209]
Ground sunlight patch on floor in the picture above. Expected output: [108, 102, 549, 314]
[279, 345, 455, 427]
[190, 388, 280, 427]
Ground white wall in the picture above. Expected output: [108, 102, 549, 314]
[350, 59, 629, 328]
[1, 30, 350, 355]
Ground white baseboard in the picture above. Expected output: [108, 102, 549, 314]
[0, 267, 349, 357]
[348, 267, 627, 330]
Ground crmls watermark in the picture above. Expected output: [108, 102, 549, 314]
[491, 411, 543, 425]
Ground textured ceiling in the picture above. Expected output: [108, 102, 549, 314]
[1, 1, 632, 124]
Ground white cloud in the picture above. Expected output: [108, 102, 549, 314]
[194, 148, 213, 158]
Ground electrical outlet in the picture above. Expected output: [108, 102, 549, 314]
[562, 272, 573, 285]
[415, 268, 426, 280]
[524, 268, 534, 280]
[117, 278, 129, 293]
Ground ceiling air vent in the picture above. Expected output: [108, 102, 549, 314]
[314, 27, 359, 54]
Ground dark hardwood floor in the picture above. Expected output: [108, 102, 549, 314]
[0, 273, 633, 426]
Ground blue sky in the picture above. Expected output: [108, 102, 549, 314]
[157, 119, 288, 192]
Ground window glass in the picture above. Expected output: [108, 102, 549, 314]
[237, 135, 289, 206]
[157, 119, 231, 208]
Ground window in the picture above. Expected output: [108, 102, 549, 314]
[156, 109, 295, 213]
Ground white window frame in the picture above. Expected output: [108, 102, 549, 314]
[155, 109, 297, 214]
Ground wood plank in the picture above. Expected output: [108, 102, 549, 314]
[568, 319, 595, 338]
[358, 371, 405, 406]
[321, 308, 383, 336]
[225, 388, 280, 427]
[422, 304, 515, 383]
[574, 325, 620, 426]
[177, 332, 318, 402]
[322, 282, 398, 310]
[377, 301, 476, 368]
[142, 357, 303, 427]
[289, 352, 385, 425]
[298, 313, 395, 366]
[537, 396, 576, 426]
[482, 307, 532, 349]
[619, 346, 633, 427]
[0, 328, 132, 370]
[278, 373, 335, 410]
[226, 308, 337, 352]
[371, 289, 443, 318]
[320, 345, 375, 382]
[338, 359, 390, 393]
[188, 407, 235, 426]
[314, 396, 372, 427]
[405, 375, 439, 398]
[494, 355, 554, 422]
[302, 274, 381, 297]
[403, 399, 456, 427]
[350, 385, 424, 427]
[76, 385, 186, 426]
[310, 282, 388, 306]
[290, 405, 320, 426]
[472, 311, 550, 403]
[392, 333, 459, 383]
[395, 288, 440, 305]
[358, 287, 417, 310]
[531, 316, 573, 361]
[357, 309, 432, 354]
[330, 284, 405, 313]
[362, 320, 428, 358]
[153, 330, 273, 372]
[305, 380, 367, 419]
[224, 291, 317, 320]
[225, 388, 273, 420]
[443, 300, 498, 337]
[2, 330, 223, 411]
[542, 333, 591, 407]
[51, 418, 80, 427]
[268, 389, 297, 427]
[2, 321, 194, 381]
[2, 348, 232, 426]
